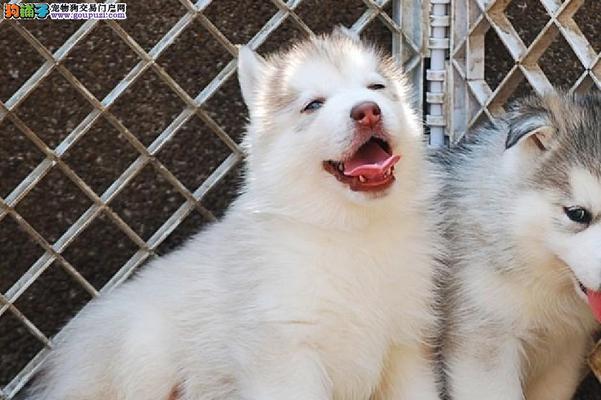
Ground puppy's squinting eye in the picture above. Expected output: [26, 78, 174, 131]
[368, 83, 386, 90]
[564, 206, 592, 224]
[302, 99, 324, 113]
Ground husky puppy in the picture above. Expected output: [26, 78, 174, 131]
[29, 30, 441, 400]
[440, 92, 601, 400]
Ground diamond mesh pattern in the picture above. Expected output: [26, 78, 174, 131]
[450, 0, 601, 142]
[0, 1, 428, 397]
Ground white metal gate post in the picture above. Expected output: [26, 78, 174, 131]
[427, 0, 450, 147]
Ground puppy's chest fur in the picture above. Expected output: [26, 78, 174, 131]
[253, 216, 436, 396]
[479, 264, 597, 377]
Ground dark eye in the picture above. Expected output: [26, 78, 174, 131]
[368, 83, 386, 90]
[564, 206, 592, 224]
[302, 99, 324, 113]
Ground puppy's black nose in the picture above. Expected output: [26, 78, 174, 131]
[350, 101, 381, 128]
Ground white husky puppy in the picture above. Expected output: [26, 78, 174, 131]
[440, 92, 601, 400]
[28, 29, 441, 400]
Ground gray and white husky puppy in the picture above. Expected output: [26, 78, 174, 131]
[440, 92, 601, 400]
[28, 30, 442, 400]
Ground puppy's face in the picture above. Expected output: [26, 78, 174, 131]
[503, 93, 601, 312]
[546, 167, 601, 297]
[238, 30, 422, 210]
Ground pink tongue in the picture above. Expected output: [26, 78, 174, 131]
[343, 141, 400, 177]
[587, 290, 601, 323]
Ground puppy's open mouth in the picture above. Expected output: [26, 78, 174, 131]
[574, 278, 601, 323]
[323, 136, 401, 192]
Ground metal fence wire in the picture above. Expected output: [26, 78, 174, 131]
[0, 0, 432, 398]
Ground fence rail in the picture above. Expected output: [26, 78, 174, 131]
[449, 0, 601, 143]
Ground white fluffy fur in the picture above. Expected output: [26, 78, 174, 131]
[28, 33, 440, 400]
[441, 96, 601, 400]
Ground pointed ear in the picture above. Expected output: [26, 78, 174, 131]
[505, 112, 555, 152]
[333, 25, 360, 42]
[237, 46, 267, 108]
